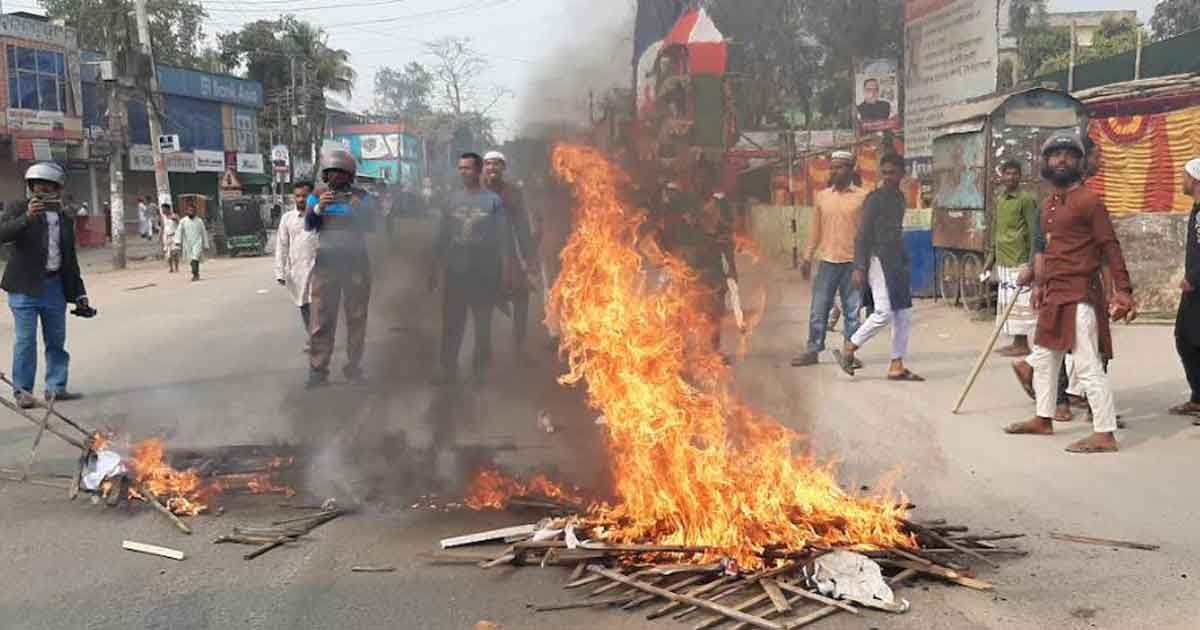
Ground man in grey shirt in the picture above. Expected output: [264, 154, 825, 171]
[430, 152, 507, 384]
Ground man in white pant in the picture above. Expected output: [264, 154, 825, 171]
[1004, 135, 1135, 453]
[833, 153, 923, 381]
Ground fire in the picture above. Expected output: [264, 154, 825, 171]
[543, 144, 913, 567]
[465, 469, 583, 510]
[126, 438, 219, 516]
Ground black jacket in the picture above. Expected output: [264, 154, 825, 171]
[1178, 203, 1200, 344]
[854, 187, 912, 310]
[0, 199, 87, 302]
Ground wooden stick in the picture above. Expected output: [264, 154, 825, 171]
[529, 597, 633, 612]
[1049, 532, 1160, 551]
[760, 579, 791, 613]
[243, 537, 292, 560]
[952, 286, 1024, 413]
[593, 569, 652, 595]
[903, 519, 999, 568]
[565, 573, 607, 589]
[0, 394, 86, 449]
[694, 591, 773, 630]
[669, 579, 746, 620]
[623, 573, 710, 610]
[140, 486, 193, 535]
[440, 524, 537, 549]
[876, 559, 994, 590]
[123, 540, 185, 560]
[773, 580, 859, 614]
[22, 397, 55, 479]
[351, 565, 397, 573]
[567, 561, 588, 584]
[727, 593, 806, 630]
[479, 545, 517, 569]
[0, 374, 93, 436]
[589, 566, 782, 630]
[892, 547, 969, 573]
[270, 510, 341, 526]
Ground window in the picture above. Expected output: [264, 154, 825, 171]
[6, 45, 68, 113]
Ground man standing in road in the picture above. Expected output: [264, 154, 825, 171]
[160, 203, 180, 273]
[792, 151, 868, 367]
[483, 151, 537, 362]
[174, 203, 210, 281]
[137, 196, 153, 240]
[987, 159, 1040, 357]
[431, 152, 507, 384]
[275, 181, 318, 348]
[834, 153, 923, 382]
[1004, 135, 1135, 453]
[305, 149, 376, 388]
[1170, 158, 1200, 423]
[0, 163, 92, 407]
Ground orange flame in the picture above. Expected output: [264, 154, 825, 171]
[465, 469, 583, 510]
[546, 144, 913, 567]
[126, 438, 219, 516]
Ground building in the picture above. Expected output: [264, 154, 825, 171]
[1046, 11, 1139, 47]
[0, 12, 84, 201]
[328, 122, 424, 189]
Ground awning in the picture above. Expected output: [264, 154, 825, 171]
[662, 8, 727, 75]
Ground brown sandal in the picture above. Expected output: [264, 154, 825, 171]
[1168, 402, 1200, 416]
[887, 369, 925, 382]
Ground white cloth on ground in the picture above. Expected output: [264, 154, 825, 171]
[1028, 303, 1118, 432]
[274, 208, 319, 306]
[850, 256, 912, 360]
[995, 264, 1035, 337]
[174, 216, 209, 262]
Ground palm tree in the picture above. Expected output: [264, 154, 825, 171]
[282, 18, 356, 162]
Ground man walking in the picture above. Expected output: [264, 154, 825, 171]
[988, 160, 1039, 356]
[1170, 158, 1200, 423]
[482, 151, 537, 360]
[431, 152, 507, 384]
[137, 196, 153, 240]
[1, 163, 92, 407]
[1004, 135, 1135, 453]
[792, 151, 868, 367]
[161, 203, 180, 273]
[174, 203, 210, 281]
[275, 181, 318, 347]
[833, 153, 922, 381]
[305, 149, 376, 388]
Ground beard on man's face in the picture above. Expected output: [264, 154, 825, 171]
[1042, 163, 1082, 187]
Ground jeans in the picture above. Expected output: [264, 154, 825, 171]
[442, 271, 496, 376]
[806, 261, 862, 353]
[8, 275, 70, 395]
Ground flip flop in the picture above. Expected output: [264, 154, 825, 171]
[887, 369, 925, 382]
[1168, 402, 1200, 416]
[830, 349, 855, 376]
[1065, 441, 1119, 454]
[1004, 419, 1054, 435]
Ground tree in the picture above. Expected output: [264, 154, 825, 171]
[1150, 0, 1200, 40]
[372, 62, 434, 117]
[424, 37, 494, 115]
[1034, 17, 1146, 76]
[1008, 0, 1048, 36]
[39, 0, 207, 67]
[1017, 25, 1071, 79]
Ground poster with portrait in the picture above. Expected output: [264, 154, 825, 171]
[855, 58, 901, 135]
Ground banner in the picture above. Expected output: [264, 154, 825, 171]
[194, 149, 225, 172]
[236, 152, 264, 174]
[270, 144, 290, 174]
[1088, 106, 1200, 213]
[855, 58, 901, 135]
[903, 0, 998, 158]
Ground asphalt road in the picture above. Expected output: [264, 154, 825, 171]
[0, 218, 1196, 629]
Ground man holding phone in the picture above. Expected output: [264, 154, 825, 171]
[0, 163, 93, 408]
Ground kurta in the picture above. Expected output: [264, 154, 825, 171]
[805, 185, 868, 264]
[992, 190, 1038, 267]
[274, 208, 318, 306]
[162, 216, 179, 253]
[854, 187, 911, 310]
[1035, 185, 1132, 354]
[1177, 202, 1200, 345]
[174, 216, 209, 262]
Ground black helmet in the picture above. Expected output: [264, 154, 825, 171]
[1041, 134, 1084, 158]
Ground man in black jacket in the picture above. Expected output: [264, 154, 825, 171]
[1171, 157, 1200, 423]
[0, 163, 91, 408]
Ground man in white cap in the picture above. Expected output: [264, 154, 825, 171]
[482, 150, 538, 361]
[1170, 157, 1200, 423]
[792, 150, 868, 367]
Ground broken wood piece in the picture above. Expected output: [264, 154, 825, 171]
[1049, 532, 1160, 551]
[529, 596, 634, 612]
[623, 573, 711, 610]
[876, 559, 994, 590]
[669, 579, 746, 620]
[588, 566, 782, 630]
[693, 591, 773, 630]
[243, 537, 292, 560]
[422, 551, 502, 564]
[565, 573, 607, 589]
[0, 394, 87, 449]
[592, 568, 652, 595]
[140, 486, 192, 535]
[891, 547, 969, 573]
[440, 524, 537, 549]
[123, 540, 185, 561]
[760, 579, 791, 613]
[773, 580, 858, 614]
[479, 545, 517, 569]
[726, 592, 807, 630]
[351, 565, 397, 573]
[902, 519, 999, 568]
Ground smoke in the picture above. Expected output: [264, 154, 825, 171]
[511, 0, 636, 138]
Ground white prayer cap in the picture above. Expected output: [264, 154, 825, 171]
[483, 150, 506, 163]
[830, 150, 854, 164]
[1186, 157, 1200, 181]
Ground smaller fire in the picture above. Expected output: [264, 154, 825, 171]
[464, 469, 585, 511]
[125, 438, 219, 516]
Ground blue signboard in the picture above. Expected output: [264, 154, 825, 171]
[127, 95, 223, 151]
[156, 64, 263, 108]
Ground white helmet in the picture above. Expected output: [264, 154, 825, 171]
[25, 162, 65, 188]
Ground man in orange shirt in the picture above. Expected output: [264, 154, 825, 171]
[792, 151, 869, 367]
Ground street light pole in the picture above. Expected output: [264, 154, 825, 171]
[134, 0, 173, 208]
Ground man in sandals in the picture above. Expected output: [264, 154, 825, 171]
[1171, 157, 1200, 424]
[833, 153, 923, 382]
[1004, 135, 1135, 453]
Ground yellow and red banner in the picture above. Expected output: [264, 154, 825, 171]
[1088, 106, 1200, 213]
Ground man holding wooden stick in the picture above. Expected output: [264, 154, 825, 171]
[1003, 135, 1135, 453]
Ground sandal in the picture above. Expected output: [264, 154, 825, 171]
[830, 349, 855, 376]
[887, 369, 925, 382]
[1065, 439, 1119, 454]
[1168, 402, 1200, 416]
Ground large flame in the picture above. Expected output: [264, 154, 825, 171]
[547, 144, 913, 567]
[126, 438, 219, 516]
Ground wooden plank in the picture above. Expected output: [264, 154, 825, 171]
[773, 581, 858, 614]
[479, 545, 517, 569]
[122, 540, 185, 561]
[351, 565, 396, 573]
[530, 597, 633, 612]
[671, 580, 751, 621]
[728, 593, 806, 630]
[565, 574, 607, 589]
[877, 559, 994, 590]
[567, 561, 588, 584]
[589, 566, 782, 630]
[694, 591, 772, 630]
[760, 579, 791, 613]
[623, 573, 711, 610]
[1049, 532, 1160, 551]
[903, 519, 999, 568]
[439, 524, 537, 549]
[648, 576, 734, 619]
[592, 568, 651, 595]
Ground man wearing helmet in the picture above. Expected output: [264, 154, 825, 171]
[304, 146, 376, 388]
[0, 162, 91, 408]
[1004, 135, 1135, 454]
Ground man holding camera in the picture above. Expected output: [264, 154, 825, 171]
[0, 163, 93, 408]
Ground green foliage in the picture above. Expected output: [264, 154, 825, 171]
[1008, 0, 1048, 35]
[1033, 18, 1146, 77]
[372, 62, 434, 117]
[1017, 26, 1071, 80]
[1150, 0, 1200, 40]
[39, 0, 207, 66]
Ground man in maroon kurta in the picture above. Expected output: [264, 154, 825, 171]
[1004, 135, 1136, 453]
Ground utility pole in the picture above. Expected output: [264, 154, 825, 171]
[1134, 25, 1144, 80]
[104, 0, 127, 269]
[134, 0, 172, 207]
[1067, 20, 1077, 92]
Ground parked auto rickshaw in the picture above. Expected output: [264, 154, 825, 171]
[221, 198, 266, 256]
[930, 87, 1088, 308]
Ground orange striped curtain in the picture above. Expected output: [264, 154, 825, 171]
[1088, 106, 1200, 213]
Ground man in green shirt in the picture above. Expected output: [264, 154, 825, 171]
[987, 159, 1039, 356]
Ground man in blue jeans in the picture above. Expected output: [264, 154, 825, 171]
[1, 163, 91, 408]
